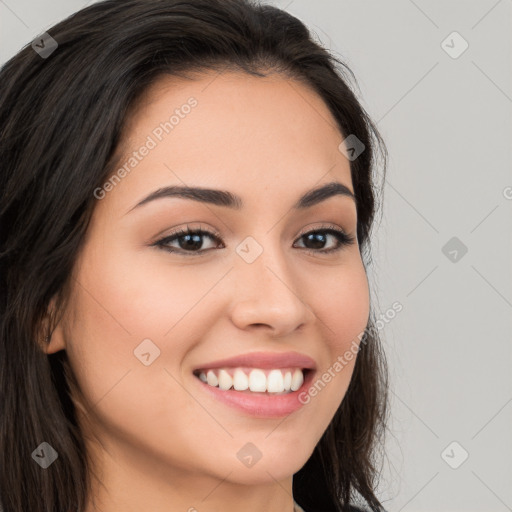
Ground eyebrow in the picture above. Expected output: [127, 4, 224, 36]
[125, 181, 355, 214]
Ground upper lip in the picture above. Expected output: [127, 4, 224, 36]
[193, 351, 317, 371]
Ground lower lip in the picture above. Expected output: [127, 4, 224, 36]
[193, 370, 315, 418]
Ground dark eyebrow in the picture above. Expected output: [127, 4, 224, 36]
[125, 181, 355, 214]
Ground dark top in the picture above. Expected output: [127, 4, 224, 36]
[294, 500, 376, 512]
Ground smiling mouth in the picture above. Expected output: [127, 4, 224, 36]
[192, 367, 312, 395]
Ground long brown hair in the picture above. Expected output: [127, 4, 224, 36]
[0, 1, 389, 510]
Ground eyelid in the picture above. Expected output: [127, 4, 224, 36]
[154, 222, 352, 242]
[295, 222, 351, 239]
[152, 223, 222, 244]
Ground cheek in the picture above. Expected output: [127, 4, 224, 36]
[311, 260, 370, 354]
[304, 258, 369, 404]
[62, 252, 207, 456]
[63, 244, 224, 401]
[78, 241, 217, 339]
[290, 258, 369, 443]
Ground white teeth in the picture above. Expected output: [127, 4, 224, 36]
[197, 367, 307, 394]
[248, 369, 267, 392]
[218, 369, 233, 390]
[283, 371, 292, 391]
[206, 370, 218, 387]
[232, 368, 249, 391]
[290, 369, 304, 391]
[267, 369, 284, 393]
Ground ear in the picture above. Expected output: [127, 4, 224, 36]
[38, 295, 67, 355]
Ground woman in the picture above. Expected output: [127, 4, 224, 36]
[0, 0, 389, 511]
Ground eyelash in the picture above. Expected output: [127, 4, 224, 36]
[152, 223, 356, 257]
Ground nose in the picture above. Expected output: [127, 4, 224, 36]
[229, 244, 313, 337]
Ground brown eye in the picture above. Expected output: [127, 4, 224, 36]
[294, 228, 355, 254]
[153, 225, 355, 256]
[154, 227, 223, 255]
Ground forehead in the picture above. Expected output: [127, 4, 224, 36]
[101, 70, 354, 216]
[123, 69, 346, 159]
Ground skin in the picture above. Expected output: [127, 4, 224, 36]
[45, 70, 370, 512]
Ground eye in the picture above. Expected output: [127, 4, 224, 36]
[153, 225, 223, 256]
[294, 225, 356, 254]
[153, 223, 356, 256]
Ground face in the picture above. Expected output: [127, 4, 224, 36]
[48, 71, 369, 491]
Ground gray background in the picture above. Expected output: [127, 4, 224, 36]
[1, 1, 511, 511]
